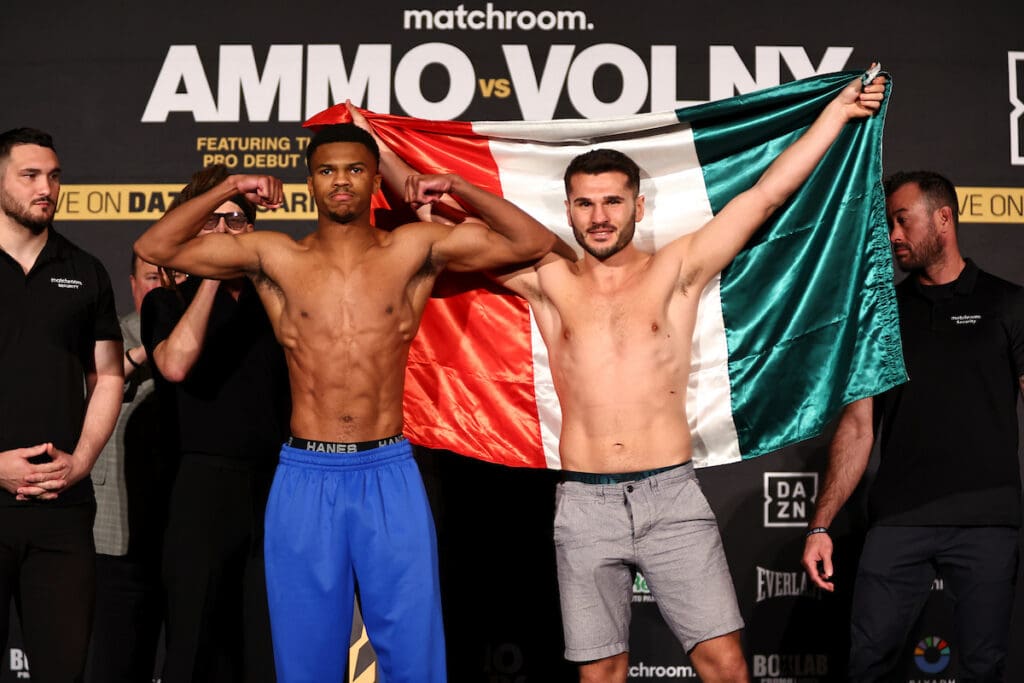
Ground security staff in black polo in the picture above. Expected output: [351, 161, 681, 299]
[0, 128, 124, 682]
[141, 164, 288, 683]
[802, 171, 1024, 682]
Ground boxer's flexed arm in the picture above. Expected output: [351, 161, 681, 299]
[405, 173, 558, 272]
[346, 102, 468, 225]
[347, 102, 570, 270]
[135, 175, 284, 280]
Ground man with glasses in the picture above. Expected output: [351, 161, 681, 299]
[141, 164, 288, 683]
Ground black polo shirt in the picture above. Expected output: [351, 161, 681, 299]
[869, 259, 1024, 527]
[140, 276, 289, 467]
[0, 229, 121, 507]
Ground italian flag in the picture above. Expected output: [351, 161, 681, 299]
[304, 70, 906, 469]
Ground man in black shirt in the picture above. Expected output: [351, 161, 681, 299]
[802, 171, 1024, 681]
[141, 165, 288, 683]
[0, 127, 124, 681]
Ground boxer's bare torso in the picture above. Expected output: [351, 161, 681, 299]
[250, 223, 449, 441]
[496, 73, 887, 476]
[502, 171, 701, 473]
[136, 138, 556, 442]
[520, 250, 700, 473]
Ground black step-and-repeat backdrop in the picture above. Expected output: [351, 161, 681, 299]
[2, 1, 1023, 681]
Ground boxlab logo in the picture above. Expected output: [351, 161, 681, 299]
[1011, 52, 1024, 165]
[752, 653, 828, 680]
[763, 472, 817, 527]
[8, 648, 30, 679]
[914, 636, 951, 675]
[632, 570, 655, 603]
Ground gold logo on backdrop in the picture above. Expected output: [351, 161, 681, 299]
[55, 184, 316, 221]
[956, 187, 1024, 224]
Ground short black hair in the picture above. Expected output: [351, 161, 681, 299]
[306, 124, 380, 171]
[167, 163, 257, 224]
[884, 170, 959, 231]
[563, 149, 641, 195]
[0, 128, 55, 162]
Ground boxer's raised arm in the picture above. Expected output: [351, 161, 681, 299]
[661, 68, 887, 291]
[408, 173, 557, 272]
[134, 175, 283, 280]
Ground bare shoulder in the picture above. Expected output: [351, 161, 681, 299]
[499, 250, 572, 302]
[388, 219, 452, 245]
[237, 230, 303, 292]
[379, 220, 449, 259]
[239, 228, 304, 253]
[651, 230, 694, 269]
[536, 251, 578, 282]
[396, 219, 479, 265]
[650, 231, 703, 294]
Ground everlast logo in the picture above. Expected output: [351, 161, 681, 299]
[763, 472, 817, 527]
[755, 566, 821, 603]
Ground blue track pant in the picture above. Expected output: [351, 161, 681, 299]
[264, 440, 446, 682]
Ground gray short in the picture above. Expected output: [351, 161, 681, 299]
[553, 462, 744, 661]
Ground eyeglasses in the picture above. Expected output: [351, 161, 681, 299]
[202, 211, 249, 231]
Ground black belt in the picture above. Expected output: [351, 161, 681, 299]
[287, 434, 406, 453]
[562, 462, 686, 485]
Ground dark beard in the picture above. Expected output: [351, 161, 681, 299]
[328, 209, 357, 224]
[1, 190, 51, 235]
[572, 222, 635, 261]
[895, 226, 943, 272]
[4, 207, 50, 235]
[578, 239, 625, 261]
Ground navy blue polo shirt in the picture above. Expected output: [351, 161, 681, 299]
[869, 259, 1024, 527]
[0, 229, 121, 506]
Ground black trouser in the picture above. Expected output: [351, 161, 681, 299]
[84, 552, 163, 683]
[160, 455, 276, 683]
[849, 525, 1019, 683]
[0, 502, 96, 683]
